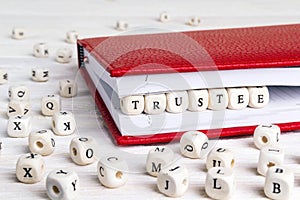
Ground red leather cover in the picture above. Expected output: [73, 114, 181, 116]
[80, 66, 300, 146]
[78, 24, 300, 77]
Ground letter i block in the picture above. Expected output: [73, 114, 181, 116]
[52, 111, 76, 136]
[59, 80, 77, 98]
[264, 166, 294, 200]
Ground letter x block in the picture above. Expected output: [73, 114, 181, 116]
[16, 153, 45, 184]
[7, 115, 31, 138]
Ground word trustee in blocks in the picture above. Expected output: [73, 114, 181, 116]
[77, 23, 300, 145]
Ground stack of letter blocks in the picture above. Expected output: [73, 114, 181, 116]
[120, 86, 269, 115]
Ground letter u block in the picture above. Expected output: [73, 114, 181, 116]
[166, 91, 188, 113]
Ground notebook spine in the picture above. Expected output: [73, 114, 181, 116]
[77, 43, 85, 68]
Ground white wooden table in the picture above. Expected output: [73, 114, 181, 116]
[1, 0, 300, 199]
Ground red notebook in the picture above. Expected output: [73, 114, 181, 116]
[77, 24, 300, 146]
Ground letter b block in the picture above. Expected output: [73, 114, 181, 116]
[264, 166, 294, 200]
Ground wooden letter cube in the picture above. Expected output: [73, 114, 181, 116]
[188, 89, 209, 112]
[33, 43, 49, 58]
[144, 93, 166, 115]
[120, 95, 144, 115]
[146, 147, 174, 177]
[41, 94, 61, 116]
[70, 137, 97, 165]
[46, 169, 79, 200]
[52, 111, 76, 136]
[7, 100, 31, 118]
[206, 147, 235, 170]
[187, 16, 201, 26]
[0, 69, 8, 84]
[258, 147, 284, 176]
[56, 47, 73, 63]
[253, 124, 280, 149]
[9, 85, 30, 101]
[205, 167, 235, 199]
[264, 166, 294, 200]
[32, 68, 49, 82]
[166, 91, 188, 113]
[157, 165, 189, 197]
[7, 115, 31, 138]
[97, 156, 129, 188]
[180, 131, 209, 159]
[159, 12, 170, 22]
[208, 88, 229, 110]
[66, 30, 79, 44]
[248, 86, 269, 108]
[12, 27, 25, 39]
[16, 153, 45, 184]
[227, 87, 249, 110]
[59, 79, 78, 98]
[116, 20, 128, 31]
[29, 129, 55, 156]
